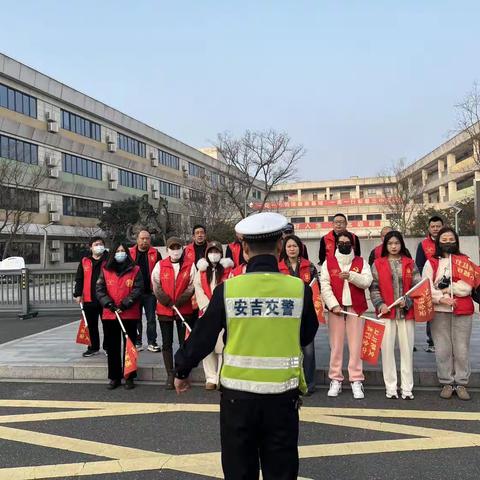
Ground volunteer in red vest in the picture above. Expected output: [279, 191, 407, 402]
[184, 224, 208, 265]
[370, 231, 421, 400]
[368, 226, 392, 266]
[320, 231, 372, 399]
[129, 230, 162, 353]
[225, 233, 246, 267]
[318, 213, 361, 265]
[281, 223, 309, 260]
[151, 236, 195, 389]
[229, 250, 249, 277]
[96, 243, 143, 390]
[279, 234, 318, 395]
[193, 241, 234, 390]
[73, 236, 108, 357]
[415, 215, 444, 353]
[423, 227, 475, 401]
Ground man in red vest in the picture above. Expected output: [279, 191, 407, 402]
[226, 232, 246, 268]
[415, 215, 444, 352]
[368, 226, 392, 266]
[318, 213, 361, 265]
[184, 224, 208, 266]
[129, 230, 162, 352]
[73, 236, 108, 357]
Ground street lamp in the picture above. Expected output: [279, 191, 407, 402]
[41, 222, 54, 269]
[451, 205, 462, 233]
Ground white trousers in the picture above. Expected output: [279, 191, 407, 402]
[202, 331, 224, 385]
[381, 319, 415, 395]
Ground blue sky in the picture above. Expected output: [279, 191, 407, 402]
[1, 1, 479, 180]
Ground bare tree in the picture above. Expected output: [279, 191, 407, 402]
[380, 158, 423, 235]
[216, 130, 305, 218]
[0, 159, 47, 259]
[455, 82, 480, 168]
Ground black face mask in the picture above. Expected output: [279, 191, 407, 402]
[440, 243, 457, 254]
[338, 245, 352, 255]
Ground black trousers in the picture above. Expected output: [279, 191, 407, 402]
[220, 394, 300, 480]
[83, 303, 103, 351]
[101, 319, 138, 381]
[158, 315, 196, 352]
[426, 322, 435, 347]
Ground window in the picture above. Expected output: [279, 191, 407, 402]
[457, 177, 474, 191]
[252, 189, 262, 200]
[367, 214, 382, 221]
[189, 189, 206, 203]
[63, 197, 103, 218]
[348, 215, 363, 221]
[159, 180, 180, 198]
[0, 134, 38, 164]
[0, 241, 40, 264]
[0, 83, 37, 118]
[283, 194, 289, 201]
[312, 193, 318, 201]
[168, 213, 182, 230]
[309, 216, 324, 222]
[328, 216, 336, 222]
[117, 133, 146, 157]
[62, 153, 102, 180]
[61, 110, 101, 141]
[210, 172, 219, 186]
[290, 217, 305, 224]
[64, 242, 89, 263]
[0, 187, 39, 212]
[188, 162, 205, 178]
[366, 188, 377, 197]
[119, 169, 147, 190]
[386, 213, 400, 221]
[158, 149, 179, 169]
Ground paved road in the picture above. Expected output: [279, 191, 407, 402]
[0, 382, 479, 479]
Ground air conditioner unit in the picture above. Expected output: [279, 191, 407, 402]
[152, 190, 159, 200]
[50, 252, 61, 263]
[47, 121, 59, 134]
[108, 170, 118, 181]
[45, 111, 57, 122]
[107, 142, 116, 153]
[151, 157, 159, 167]
[44, 152, 56, 167]
[47, 202, 57, 213]
[108, 180, 118, 190]
[49, 212, 60, 223]
[48, 167, 60, 178]
[182, 192, 189, 200]
[50, 240, 61, 250]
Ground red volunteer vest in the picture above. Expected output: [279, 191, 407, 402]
[421, 237, 436, 260]
[228, 242, 243, 267]
[374, 244, 383, 260]
[81, 257, 94, 302]
[230, 264, 247, 277]
[129, 246, 159, 288]
[374, 256, 414, 319]
[278, 258, 312, 284]
[184, 243, 196, 264]
[326, 255, 368, 315]
[324, 230, 357, 258]
[429, 256, 474, 315]
[155, 258, 194, 317]
[101, 266, 141, 320]
[200, 268, 231, 300]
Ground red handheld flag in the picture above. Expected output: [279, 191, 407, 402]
[360, 319, 385, 365]
[409, 280, 434, 322]
[310, 279, 325, 324]
[124, 336, 138, 378]
[75, 318, 91, 345]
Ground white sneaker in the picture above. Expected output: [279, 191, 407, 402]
[386, 390, 399, 399]
[327, 380, 342, 397]
[351, 381, 365, 399]
[401, 391, 414, 400]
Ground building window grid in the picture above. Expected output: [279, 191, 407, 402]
[309, 216, 324, 223]
[0, 187, 39, 212]
[63, 196, 103, 218]
[348, 215, 363, 221]
[367, 214, 382, 221]
[159, 180, 180, 198]
[62, 153, 102, 180]
[290, 217, 305, 224]
[61, 110, 101, 141]
[117, 133, 146, 157]
[0, 83, 37, 118]
[0, 134, 38, 165]
[64, 242, 89, 263]
[189, 189, 206, 203]
[188, 162, 205, 178]
[0, 241, 40, 264]
[158, 149, 179, 169]
[119, 169, 147, 190]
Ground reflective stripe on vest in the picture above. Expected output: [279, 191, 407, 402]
[221, 272, 306, 395]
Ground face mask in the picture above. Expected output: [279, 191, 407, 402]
[92, 245, 105, 256]
[208, 252, 221, 264]
[115, 252, 127, 263]
[168, 248, 183, 261]
[440, 243, 457, 254]
[338, 245, 352, 255]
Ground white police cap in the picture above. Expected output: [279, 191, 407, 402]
[235, 212, 288, 241]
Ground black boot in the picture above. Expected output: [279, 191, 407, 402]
[162, 350, 175, 390]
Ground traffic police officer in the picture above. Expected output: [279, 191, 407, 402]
[174, 212, 318, 480]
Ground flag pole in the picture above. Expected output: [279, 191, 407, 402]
[449, 253, 454, 312]
[309, 274, 320, 288]
[79, 302, 88, 324]
[114, 310, 127, 335]
[339, 309, 385, 326]
[172, 306, 192, 333]
[378, 277, 429, 317]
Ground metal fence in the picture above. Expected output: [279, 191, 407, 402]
[0, 268, 77, 317]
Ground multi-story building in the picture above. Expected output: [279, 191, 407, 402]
[0, 54, 262, 269]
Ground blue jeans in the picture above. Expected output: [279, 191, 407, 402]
[136, 293, 158, 345]
[302, 340, 316, 392]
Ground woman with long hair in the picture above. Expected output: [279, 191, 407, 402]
[96, 243, 143, 390]
[370, 231, 421, 399]
[278, 234, 318, 395]
[194, 241, 234, 389]
[423, 227, 475, 401]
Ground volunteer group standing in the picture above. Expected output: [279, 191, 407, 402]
[73, 214, 478, 401]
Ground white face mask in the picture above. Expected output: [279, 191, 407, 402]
[114, 252, 127, 263]
[92, 245, 105, 256]
[168, 248, 183, 261]
[208, 252, 221, 264]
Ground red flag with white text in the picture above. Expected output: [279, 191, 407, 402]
[409, 280, 434, 322]
[124, 336, 138, 378]
[361, 319, 385, 365]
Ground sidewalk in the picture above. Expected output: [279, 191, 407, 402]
[1, 316, 479, 386]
